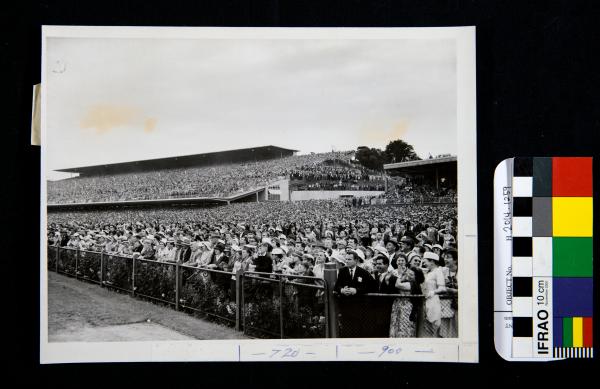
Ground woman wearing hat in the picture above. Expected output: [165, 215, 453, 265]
[140, 238, 156, 260]
[419, 252, 447, 337]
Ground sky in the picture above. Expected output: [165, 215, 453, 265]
[46, 36, 457, 180]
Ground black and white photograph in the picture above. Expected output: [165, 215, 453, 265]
[41, 27, 477, 362]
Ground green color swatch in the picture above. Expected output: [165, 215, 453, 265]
[563, 317, 573, 347]
[553, 237, 593, 277]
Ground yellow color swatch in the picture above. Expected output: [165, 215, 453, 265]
[572, 317, 583, 347]
[553, 197, 593, 237]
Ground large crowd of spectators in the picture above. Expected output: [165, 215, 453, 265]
[48, 151, 381, 204]
[47, 199, 459, 338]
[383, 183, 457, 204]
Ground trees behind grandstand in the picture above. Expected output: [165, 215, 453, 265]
[355, 139, 421, 170]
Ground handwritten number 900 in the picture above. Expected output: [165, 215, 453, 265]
[379, 346, 402, 357]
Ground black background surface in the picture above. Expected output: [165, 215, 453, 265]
[3, 0, 598, 385]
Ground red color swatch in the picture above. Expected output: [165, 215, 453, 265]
[583, 317, 593, 347]
[552, 157, 593, 197]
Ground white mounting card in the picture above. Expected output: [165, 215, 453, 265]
[40, 26, 478, 363]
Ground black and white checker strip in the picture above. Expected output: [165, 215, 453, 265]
[554, 348, 594, 358]
[512, 157, 534, 357]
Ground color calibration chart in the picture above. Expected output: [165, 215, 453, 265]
[511, 157, 593, 359]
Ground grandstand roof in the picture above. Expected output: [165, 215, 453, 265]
[55, 145, 298, 176]
[383, 155, 456, 173]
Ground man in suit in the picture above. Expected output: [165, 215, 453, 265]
[373, 255, 398, 294]
[175, 237, 192, 264]
[334, 250, 373, 296]
[371, 254, 399, 336]
[334, 250, 374, 337]
[386, 238, 402, 269]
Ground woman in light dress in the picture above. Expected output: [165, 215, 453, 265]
[419, 252, 447, 337]
[389, 254, 418, 338]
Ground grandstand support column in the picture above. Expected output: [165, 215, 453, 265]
[324, 263, 339, 338]
[436, 167, 439, 191]
[227, 200, 231, 205]
[256, 192, 259, 203]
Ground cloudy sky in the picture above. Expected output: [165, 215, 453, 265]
[46, 36, 456, 180]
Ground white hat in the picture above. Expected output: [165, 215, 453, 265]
[423, 252, 440, 262]
[231, 245, 242, 252]
[272, 248, 284, 255]
[349, 249, 365, 261]
[331, 252, 346, 264]
[373, 245, 389, 257]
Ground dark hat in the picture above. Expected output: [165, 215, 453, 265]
[400, 236, 415, 247]
[215, 243, 226, 252]
[387, 238, 400, 249]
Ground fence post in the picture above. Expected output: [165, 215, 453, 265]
[131, 257, 136, 297]
[241, 274, 246, 335]
[235, 269, 243, 332]
[75, 250, 79, 279]
[175, 264, 180, 311]
[279, 276, 284, 339]
[324, 262, 339, 338]
[100, 251, 104, 287]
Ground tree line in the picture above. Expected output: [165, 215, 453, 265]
[355, 139, 421, 171]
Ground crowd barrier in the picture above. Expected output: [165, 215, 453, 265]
[47, 246, 457, 339]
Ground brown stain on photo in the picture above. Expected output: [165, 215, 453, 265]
[359, 119, 409, 144]
[80, 104, 158, 134]
[144, 118, 157, 133]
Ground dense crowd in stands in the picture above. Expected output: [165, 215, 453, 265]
[291, 181, 386, 191]
[47, 200, 459, 337]
[383, 183, 457, 204]
[48, 151, 384, 204]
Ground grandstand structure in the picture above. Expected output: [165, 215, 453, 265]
[47, 145, 387, 209]
[383, 155, 457, 190]
[55, 146, 297, 177]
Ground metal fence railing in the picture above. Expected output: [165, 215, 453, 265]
[134, 258, 177, 306]
[241, 271, 328, 339]
[179, 266, 238, 326]
[102, 253, 134, 293]
[77, 250, 102, 284]
[47, 247, 457, 339]
[56, 247, 78, 277]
